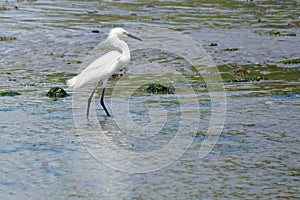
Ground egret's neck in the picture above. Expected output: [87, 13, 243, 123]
[109, 36, 130, 56]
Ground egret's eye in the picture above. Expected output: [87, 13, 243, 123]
[123, 32, 128, 35]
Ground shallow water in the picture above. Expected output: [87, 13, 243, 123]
[1, 0, 299, 199]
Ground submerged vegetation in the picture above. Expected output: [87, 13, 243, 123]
[0, 91, 21, 97]
[218, 64, 268, 83]
[268, 30, 297, 37]
[222, 76, 268, 83]
[215, 63, 299, 95]
[279, 58, 300, 65]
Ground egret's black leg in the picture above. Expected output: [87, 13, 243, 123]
[86, 87, 97, 118]
[100, 88, 110, 117]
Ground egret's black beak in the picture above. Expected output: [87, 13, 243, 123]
[127, 33, 143, 41]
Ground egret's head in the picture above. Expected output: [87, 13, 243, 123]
[109, 27, 142, 41]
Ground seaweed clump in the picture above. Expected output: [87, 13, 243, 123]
[222, 48, 239, 51]
[0, 36, 16, 41]
[146, 82, 175, 94]
[209, 42, 218, 47]
[47, 87, 69, 98]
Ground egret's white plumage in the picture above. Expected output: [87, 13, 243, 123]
[66, 27, 142, 117]
[66, 51, 121, 89]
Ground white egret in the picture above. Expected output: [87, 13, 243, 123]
[66, 27, 142, 117]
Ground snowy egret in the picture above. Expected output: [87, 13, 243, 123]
[67, 27, 142, 117]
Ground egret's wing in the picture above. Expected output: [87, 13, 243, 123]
[81, 51, 121, 74]
[70, 51, 121, 88]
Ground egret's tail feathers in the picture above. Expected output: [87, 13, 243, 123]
[66, 76, 78, 88]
